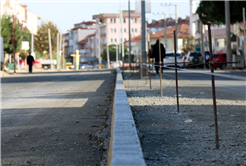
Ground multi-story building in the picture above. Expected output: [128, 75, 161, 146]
[92, 11, 142, 58]
[147, 16, 190, 34]
[67, 21, 96, 56]
[1, 0, 40, 34]
[125, 23, 190, 56]
[77, 33, 97, 63]
[74, 21, 96, 29]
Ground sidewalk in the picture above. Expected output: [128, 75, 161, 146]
[122, 69, 246, 166]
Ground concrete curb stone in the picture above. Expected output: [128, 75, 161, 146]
[108, 68, 146, 166]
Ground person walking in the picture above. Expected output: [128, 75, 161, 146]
[27, 53, 34, 73]
[151, 39, 166, 75]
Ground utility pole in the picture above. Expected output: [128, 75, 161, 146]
[161, 3, 178, 52]
[31, 29, 34, 58]
[164, 14, 167, 48]
[62, 36, 65, 69]
[243, 8, 246, 57]
[175, 5, 178, 52]
[57, 33, 59, 70]
[60, 33, 62, 70]
[106, 19, 110, 68]
[225, 1, 232, 69]
[200, 20, 205, 68]
[48, 28, 53, 70]
[141, 0, 146, 68]
[128, 0, 131, 68]
[116, 13, 119, 63]
[120, 2, 124, 61]
[13, 14, 16, 73]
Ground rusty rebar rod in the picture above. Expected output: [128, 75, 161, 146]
[208, 23, 219, 149]
[174, 30, 179, 113]
[159, 38, 163, 97]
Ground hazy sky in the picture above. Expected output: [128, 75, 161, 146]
[19, 0, 200, 34]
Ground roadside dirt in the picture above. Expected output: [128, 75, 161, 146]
[1, 70, 116, 166]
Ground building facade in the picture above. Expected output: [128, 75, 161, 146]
[1, 0, 40, 34]
[92, 11, 142, 59]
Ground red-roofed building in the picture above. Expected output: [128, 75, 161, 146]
[125, 24, 190, 54]
[67, 21, 96, 57]
[77, 33, 97, 63]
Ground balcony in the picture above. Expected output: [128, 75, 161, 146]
[100, 33, 106, 37]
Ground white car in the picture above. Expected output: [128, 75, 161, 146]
[185, 51, 204, 68]
[163, 52, 183, 67]
[80, 64, 94, 69]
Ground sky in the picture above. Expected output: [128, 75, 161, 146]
[18, 0, 200, 34]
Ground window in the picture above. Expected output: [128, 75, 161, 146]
[124, 38, 127, 42]
[114, 28, 116, 33]
[135, 28, 137, 32]
[135, 18, 137, 23]
[115, 38, 117, 42]
[111, 38, 114, 42]
[124, 18, 126, 23]
[132, 28, 134, 33]
[114, 18, 116, 23]
[111, 28, 113, 33]
[110, 18, 113, 23]
[124, 28, 126, 33]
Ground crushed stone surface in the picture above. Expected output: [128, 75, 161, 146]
[123, 70, 246, 166]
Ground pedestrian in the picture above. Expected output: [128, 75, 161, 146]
[151, 39, 165, 75]
[27, 52, 34, 73]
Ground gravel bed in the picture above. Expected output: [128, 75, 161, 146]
[123, 71, 246, 166]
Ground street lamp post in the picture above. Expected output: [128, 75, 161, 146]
[161, 3, 178, 52]
[152, 12, 167, 48]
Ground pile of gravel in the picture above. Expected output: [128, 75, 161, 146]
[123, 71, 246, 166]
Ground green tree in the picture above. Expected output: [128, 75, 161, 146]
[196, 1, 246, 25]
[1, 14, 22, 54]
[34, 20, 59, 57]
[102, 44, 128, 61]
[182, 36, 195, 55]
[19, 50, 28, 60]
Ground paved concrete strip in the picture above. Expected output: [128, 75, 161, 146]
[108, 69, 146, 166]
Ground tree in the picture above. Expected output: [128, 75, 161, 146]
[102, 44, 128, 61]
[196, 1, 246, 25]
[182, 36, 195, 55]
[1, 14, 22, 54]
[19, 50, 28, 60]
[34, 20, 60, 57]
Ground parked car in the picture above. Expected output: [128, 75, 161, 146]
[80, 64, 94, 69]
[185, 51, 203, 68]
[163, 52, 183, 67]
[213, 53, 227, 70]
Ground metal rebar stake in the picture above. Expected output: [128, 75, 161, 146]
[174, 31, 179, 113]
[159, 38, 162, 97]
[208, 23, 219, 149]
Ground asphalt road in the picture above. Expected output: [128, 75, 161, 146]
[1, 69, 116, 166]
[160, 69, 246, 100]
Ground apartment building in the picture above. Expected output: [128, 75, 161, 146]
[147, 16, 190, 34]
[77, 33, 97, 63]
[67, 21, 96, 56]
[92, 11, 142, 58]
[0, 0, 40, 34]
